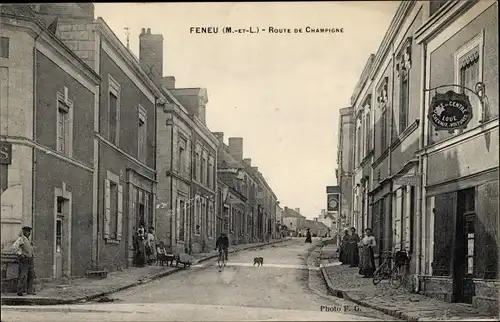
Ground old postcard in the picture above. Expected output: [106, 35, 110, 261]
[1, 1, 499, 321]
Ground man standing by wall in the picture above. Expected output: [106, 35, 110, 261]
[12, 226, 36, 296]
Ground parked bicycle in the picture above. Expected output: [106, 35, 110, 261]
[372, 247, 410, 289]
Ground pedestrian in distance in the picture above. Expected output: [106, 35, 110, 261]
[146, 227, 157, 265]
[359, 228, 377, 278]
[12, 226, 36, 296]
[339, 229, 349, 264]
[215, 232, 229, 261]
[134, 224, 146, 267]
[305, 228, 312, 243]
[346, 227, 360, 267]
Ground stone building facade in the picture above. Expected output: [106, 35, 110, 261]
[343, 0, 499, 313]
[35, 6, 164, 272]
[1, 4, 100, 283]
[336, 107, 355, 228]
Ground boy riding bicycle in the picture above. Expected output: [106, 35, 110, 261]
[215, 232, 229, 261]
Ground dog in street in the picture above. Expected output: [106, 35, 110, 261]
[253, 257, 264, 266]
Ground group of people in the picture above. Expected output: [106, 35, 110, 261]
[339, 227, 377, 278]
[133, 224, 161, 266]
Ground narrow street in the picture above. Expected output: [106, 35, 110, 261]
[1, 239, 396, 321]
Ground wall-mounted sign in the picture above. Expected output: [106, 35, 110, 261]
[327, 193, 340, 212]
[0, 142, 12, 165]
[428, 90, 473, 131]
[394, 174, 421, 187]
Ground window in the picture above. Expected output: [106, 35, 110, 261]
[429, 0, 450, 16]
[365, 112, 371, 155]
[57, 107, 68, 153]
[380, 108, 388, 151]
[194, 198, 201, 234]
[457, 36, 483, 127]
[356, 119, 362, 165]
[208, 203, 214, 238]
[138, 105, 147, 163]
[104, 171, 123, 241]
[0, 37, 9, 58]
[177, 199, 185, 241]
[108, 75, 121, 145]
[195, 151, 201, 181]
[202, 155, 207, 186]
[56, 90, 73, 156]
[400, 77, 409, 131]
[178, 139, 186, 175]
[208, 156, 214, 189]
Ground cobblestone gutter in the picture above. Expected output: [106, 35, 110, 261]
[318, 243, 498, 321]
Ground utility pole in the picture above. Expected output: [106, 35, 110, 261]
[124, 27, 130, 49]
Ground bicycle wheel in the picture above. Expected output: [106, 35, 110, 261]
[217, 253, 224, 268]
[372, 265, 385, 285]
[390, 265, 403, 289]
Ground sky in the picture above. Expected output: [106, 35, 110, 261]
[94, 1, 400, 219]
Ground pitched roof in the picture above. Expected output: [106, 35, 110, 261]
[1, 4, 47, 26]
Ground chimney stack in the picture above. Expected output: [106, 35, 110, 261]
[139, 28, 163, 86]
[228, 137, 243, 161]
[243, 158, 251, 166]
[295, 208, 300, 214]
[162, 76, 176, 89]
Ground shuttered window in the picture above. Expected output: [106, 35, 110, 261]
[104, 177, 123, 241]
[432, 192, 456, 276]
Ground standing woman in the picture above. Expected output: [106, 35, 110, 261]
[347, 227, 360, 267]
[359, 228, 376, 278]
[339, 230, 349, 264]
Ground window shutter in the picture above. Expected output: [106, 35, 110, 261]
[117, 184, 123, 240]
[104, 179, 111, 239]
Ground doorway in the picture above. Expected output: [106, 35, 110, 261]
[54, 196, 69, 280]
[453, 188, 476, 303]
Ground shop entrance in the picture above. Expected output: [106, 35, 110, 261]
[453, 188, 475, 304]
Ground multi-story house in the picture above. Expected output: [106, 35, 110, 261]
[36, 5, 165, 272]
[349, 0, 498, 313]
[1, 4, 100, 285]
[415, 0, 498, 311]
[214, 134, 255, 245]
[351, 54, 375, 247]
[168, 87, 218, 254]
[135, 27, 218, 255]
[336, 107, 355, 228]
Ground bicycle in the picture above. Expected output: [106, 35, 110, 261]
[372, 248, 410, 289]
[217, 248, 226, 269]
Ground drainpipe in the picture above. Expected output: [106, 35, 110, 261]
[387, 42, 395, 255]
[31, 28, 44, 242]
[415, 43, 428, 276]
[169, 113, 174, 248]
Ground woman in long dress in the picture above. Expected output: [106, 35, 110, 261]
[134, 224, 146, 267]
[339, 230, 349, 264]
[346, 227, 360, 267]
[359, 228, 376, 278]
[305, 228, 312, 243]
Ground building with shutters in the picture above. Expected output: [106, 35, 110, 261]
[345, 0, 498, 312]
[29, 4, 167, 272]
[415, 0, 498, 311]
[0, 4, 100, 283]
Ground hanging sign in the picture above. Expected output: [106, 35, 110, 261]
[327, 193, 340, 212]
[428, 90, 473, 131]
[0, 142, 12, 165]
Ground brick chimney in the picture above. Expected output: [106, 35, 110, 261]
[162, 76, 175, 89]
[228, 137, 243, 161]
[243, 158, 251, 166]
[212, 132, 224, 144]
[295, 208, 300, 214]
[139, 27, 163, 86]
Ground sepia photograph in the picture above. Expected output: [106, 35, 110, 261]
[0, 1, 499, 321]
